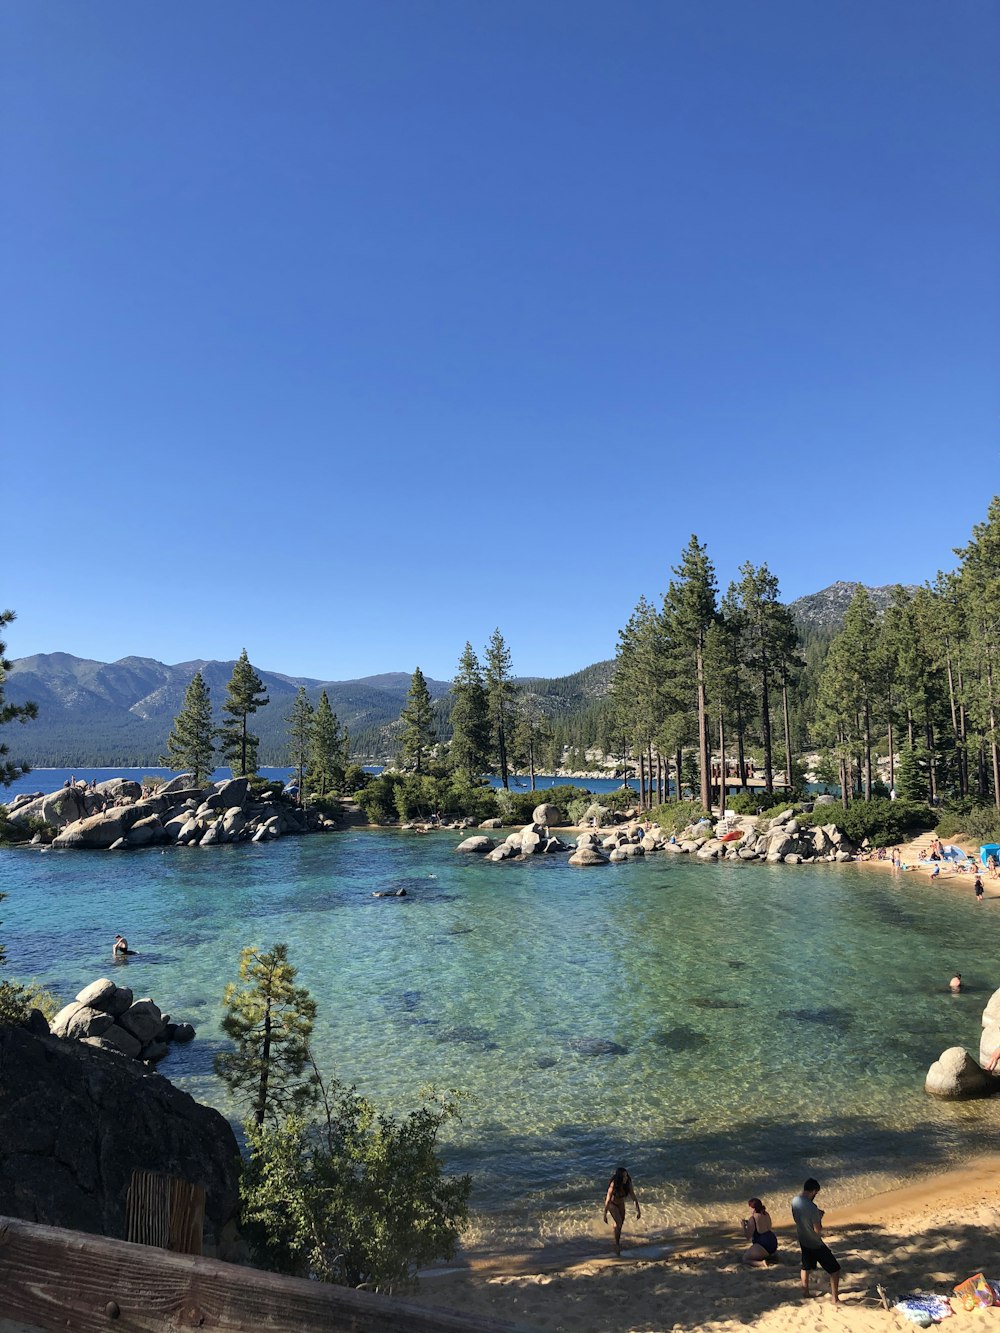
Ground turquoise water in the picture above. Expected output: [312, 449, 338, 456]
[2, 824, 999, 1251]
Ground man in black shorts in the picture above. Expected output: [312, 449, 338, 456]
[790, 1177, 841, 1302]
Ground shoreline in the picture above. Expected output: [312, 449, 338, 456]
[409, 1154, 1000, 1330]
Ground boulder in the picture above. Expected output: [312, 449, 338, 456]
[575, 832, 601, 850]
[479, 818, 503, 829]
[486, 844, 517, 861]
[125, 815, 165, 847]
[202, 823, 224, 846]
[95, 779, 143, 802]
[140, 1041, 170, 1064]
[6, 787, 87, 830]
[925, 1047, 993, 1099]
[74, 978, 119, 1013]
[177, 817, 203, 844]
[608, 848, 627, 862]
[568, 846, 610, 867]
[201, 777, 250, 812]
[519, 829, 543, 855]
[119, 1000, 165, 1046]
[0, 1024, 239, 1242]
[979, 987, 1000, 1070]
[51, 799, 167, 850]
[158, 774, 200, 797]
[220, 807, 249, 840]
[532, 803, 562, 828]
[456, 835, 495, 854]
[578, 804, 609, 829]
[696, 839, 724, 861]
[172, 1022, 196, 1044]
[93, 1024, 143, 1059]
[50, 1003, 116, 1042]
[620, 843, 644, 858]
[814, 793, 837, 805]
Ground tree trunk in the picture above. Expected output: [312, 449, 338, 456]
[696, 643, 711, 812]
[718, 714, 726, 815]
[780, 667, 793, 796]
[862, 698, 873, 801]
[760, 650, 773, 795]
[675, 747, 683, 803]
[256, 1000, 272, 1129]
[638, 751, 646, 810]
[887, 714, 895, 795]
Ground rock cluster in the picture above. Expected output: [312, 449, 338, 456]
[49, 978, 195, 1064]
[0, 1024, 239, 1244]
[5, 773, 335, 850]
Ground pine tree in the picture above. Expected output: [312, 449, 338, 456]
[310, 692, 346, 796]
[217, 650, 269, 777]
[484, 630, 516, 790]
[215, 944, 319, 1128]
[286, 688, 314, 803]
[662, 537, 717, 812]
[161, 671, 215, 785]
[399, 668, 436, 775]
[512, 693, 552, 791]
[0, 610, 37, 788]
[449, 643, 490, 782]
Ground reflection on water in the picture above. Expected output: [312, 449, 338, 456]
[2, 828, 999, 1250]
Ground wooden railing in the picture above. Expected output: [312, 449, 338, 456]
[0, 1216, 527, 1333]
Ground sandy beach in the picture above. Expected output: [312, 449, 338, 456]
[410, 1156, 1000, 1331]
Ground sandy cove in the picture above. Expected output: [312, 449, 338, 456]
[409, 1156, 1000, 1331]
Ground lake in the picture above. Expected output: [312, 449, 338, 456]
[2, 776, 998, 1252]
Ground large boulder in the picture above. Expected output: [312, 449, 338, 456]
[51, 799, 168, 850]
[200, 777, 250, 812]
[0, 1025, 239, 1243]
[532, 803, 562, 828]
[6, 787, 87, 830]
[456, 835, 495, 854]
[94, 779, 143, 802]
[979, 987, 1000, 1071]
[125, 815, 165, 847]
[158, 774, 200, 798]
[925, 1047, 993, 1099]
[568, 846, 610, 867]
[118, 999, 166, 1045]
[50, 1003, 116, 1042]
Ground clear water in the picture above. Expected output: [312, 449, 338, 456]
[3, 790, 998, 1252]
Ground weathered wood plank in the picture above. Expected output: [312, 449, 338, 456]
[0, 1217, 528, 1333]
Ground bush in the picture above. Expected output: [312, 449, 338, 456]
[650, 801, 710, 834]
[935, 803, 1000, 845]
[240, 1085, 471, 1293]
[495, 785, 590, 826]
[798, 797, 935, 848]
[724, 791, 789, 816]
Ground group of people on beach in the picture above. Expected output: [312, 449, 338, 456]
[606, 1169, 841, 1302]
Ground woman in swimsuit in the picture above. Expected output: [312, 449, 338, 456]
[741, 1197, 778, 1265]
[603, 1166, 640, 1256]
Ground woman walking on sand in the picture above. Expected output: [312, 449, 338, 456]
[603, 1166, 640, 1256]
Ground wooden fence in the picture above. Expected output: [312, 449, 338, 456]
[0, 1216, 528, 1333]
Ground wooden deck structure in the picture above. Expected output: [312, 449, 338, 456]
[0, 1216, 527, 1333]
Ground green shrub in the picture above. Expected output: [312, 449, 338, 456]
[650, 801, 710, 834]
[724, 791, 788, 815]
[798, 798, 935, 848]
[935, 804, 1000, 845]
[240, 1086, 471, 1293]
[360, 774, 401, 824]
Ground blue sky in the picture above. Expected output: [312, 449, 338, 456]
[3, 1, 997, 682]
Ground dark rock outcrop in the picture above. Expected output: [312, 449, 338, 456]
[0, 1025, 240, 1242]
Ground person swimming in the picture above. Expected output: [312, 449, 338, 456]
[949, 973, 962, 992]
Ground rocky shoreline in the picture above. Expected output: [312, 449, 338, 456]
[456, 798, 859, 866]
[3, 773, 334, 849]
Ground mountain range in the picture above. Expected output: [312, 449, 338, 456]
[3, 583, 905, 767]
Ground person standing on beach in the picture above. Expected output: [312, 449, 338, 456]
[603, 1166, 640, 1256]
[975, 875, 985, 902]
[791, 1178, 841, 1302]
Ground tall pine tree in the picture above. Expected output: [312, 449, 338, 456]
[310, 691, 347, 796]
[0, 610, 37, 788]
[286, 687, 314, 803]
[162, 670, 215, 784]
[217, 650, 270, 778]
[399, 668, 436, 775]
[484, 629, 516, 790]
[662, 537, 717, 812]
[449, 644, 490, 782]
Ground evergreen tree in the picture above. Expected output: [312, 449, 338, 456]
[0, 610, 37, 787]
[955, 498, 1000, 810]
[662, 536, 717, 812]
[449, 643, 489, 782]
[399, 668, 436, 775]
[310, 691, 346, 796]
[161, 671, 215, 784]
[484, 630, 516, 790]
[512, 693, 552, 791]
[215, 944, 319, 1128]
[286, 687, 314, 804]
[217, 649, 270, 777]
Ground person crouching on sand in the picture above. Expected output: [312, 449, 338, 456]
[740, 1197, 778, 1265]
[603, 1166, 640, 1256]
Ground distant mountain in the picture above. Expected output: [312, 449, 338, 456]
[789, 582, 917, 633]
[3, 654, 452, 768]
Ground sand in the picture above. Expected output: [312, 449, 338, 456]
[408, 1156, 1000, 1331]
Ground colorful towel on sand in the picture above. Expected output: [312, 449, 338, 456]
[893, 1293, 954, 1323]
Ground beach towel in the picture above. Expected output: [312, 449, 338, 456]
[893, 1293, 954, 1323]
